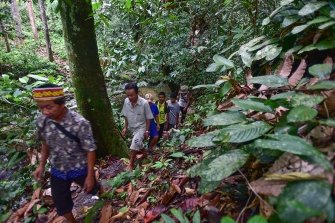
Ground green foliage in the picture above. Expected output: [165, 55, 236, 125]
[161, 208, 201, 223]
[203, 111, 246, 127]
[188, 149, 249, 193]
[250, 75, 288, 87]
[277, 180, 334, 223]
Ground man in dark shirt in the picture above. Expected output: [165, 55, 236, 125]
[32, 83, 101, 223]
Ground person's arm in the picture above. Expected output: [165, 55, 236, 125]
[83, 151, 96, 193]
[176, 106, 180, 128]
[144, 118, 150, 138]
[33, 142, 49, 180]
[155, 115, 160, 131]
[122, 117, 128, 137]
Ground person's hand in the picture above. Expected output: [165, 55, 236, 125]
[83, 174, 95, 193]
[33, 165, 45, 181]
[121, 127, 127, 137]
[156, 124, 160, 131]
[144, 131, 149, 139]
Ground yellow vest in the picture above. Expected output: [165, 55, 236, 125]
[158, 102, 167, 124]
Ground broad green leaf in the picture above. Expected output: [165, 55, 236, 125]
[290, 93, 324, 107]
[262, 17, 271, 26]
[161, 214, 175, 223]
[308, 80, 335, 90]
[217, 121, 272, 143]
[318, 118, 335, 127]
[307, 16, 330, 25]
[192, 84, 218, 89]
[170, 152, 185, 158]
[282, 16, 300, 27]
[285, 45, 303, 55]
[314, 38, 335, 50]
[219, 81, 232, 97]
[280, 0, 294, 6]
[319, 21, 335, 29]
[199, 149, 249, 182]
[287, 106, 317, 122]
[308, 64, 333, 79]
[27, 74, 49, 81]
[203, 111, 246, 127]
[220, 216, 236, 223]
[271, 91, 295, 100]
[277, 181, 332, 223]
[232, 99, 274, 113]
[213, 55, 234, 68]
[170, 209, 186, 223]
[247, 39, 276, 52]
[250, 75, 288, 87]
[199, 179, 221, 194]
[254, 45, 282, 61]
[298, 2, 328, 16]
[206, 63, 220, 72]
[254, 134, 331, 170]
[240, 50, 253, 67]
[18, 76, 29, 84]
[291, 24, 309, 34]
[247, 215, 268, 223]
[13, 89, 23, 98]
[186, 130, 220, 148]
[192, 210, 201, 223]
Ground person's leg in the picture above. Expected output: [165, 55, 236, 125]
[157, 123, 165, 146]
[50, 175, 75, 222]
[148, 124, 159, 151]
[129, 129, 145, 169]
[148, 135, 159, 151]
[180, 107, 187, 123]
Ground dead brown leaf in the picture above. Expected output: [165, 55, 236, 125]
[99, 203, 113, 223]
[289, 59, 306, 87]
[144, 205, 167, 223]
[277, 54, 293, 77]
[172, 183, 181, 194]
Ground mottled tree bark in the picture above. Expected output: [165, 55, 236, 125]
[38, 0, 54, 62]
[0, 19, 11, 52]
[59, 0, 128, 158]
[27, 0, 39, 40]
[10, 0, 23, 41]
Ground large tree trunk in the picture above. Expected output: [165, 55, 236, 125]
[59, 0, 128, 158]
[38, 0, 54, 62]
[0, 19, 11, 52]
[10, 0, 23, 42]
[27, 0, 39, 40]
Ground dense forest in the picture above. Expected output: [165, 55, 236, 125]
[1, 0, 335, 222]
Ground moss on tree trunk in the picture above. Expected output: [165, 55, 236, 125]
[59, 0, 128, 158]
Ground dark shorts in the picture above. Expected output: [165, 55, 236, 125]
[50, 175, 100, 216]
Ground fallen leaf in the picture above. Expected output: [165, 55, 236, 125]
[185, 187, 196, 195]
[32, 188, 41, 200]
[144, 205, 167, 223]
[172, 184, 181, 194]
[289, 59, 306, 87]
[180, 198, 200, 212]
[129, 190, 140, 206]
[99, 203, 112, 223]
[278, 54, 293, 77]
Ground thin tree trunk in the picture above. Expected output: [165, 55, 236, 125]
[38, 0, 54, 62]
[27, 0, 39, 40]
[0, 19, 11, 52]
[11, 0, 23, 42]
[59, 0, 128, 158]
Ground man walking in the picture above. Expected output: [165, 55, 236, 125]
[32, 84, 101, 223]
[121, 83, 153, 170]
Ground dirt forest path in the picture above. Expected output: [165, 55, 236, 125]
[36, 46, 70, 76]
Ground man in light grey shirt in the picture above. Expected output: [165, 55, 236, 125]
[121, 82, 153, 170]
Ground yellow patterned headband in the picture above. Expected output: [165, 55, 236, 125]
[32, 87, 65, 101]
